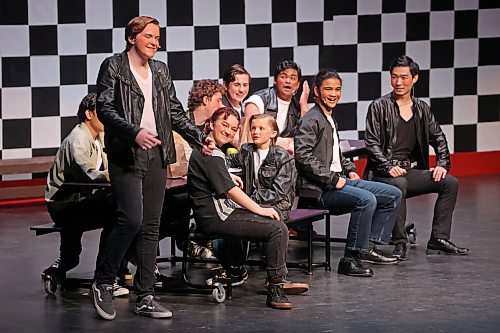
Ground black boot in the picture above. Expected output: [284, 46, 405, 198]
[339, 250, 374, 277]
[426, 238, 469, 255]
[392, 243, 407, 261]
[360, 246, 399, 265]
[266, 283, 292, 310]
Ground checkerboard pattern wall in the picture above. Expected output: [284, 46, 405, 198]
[1, 0, 499, 163]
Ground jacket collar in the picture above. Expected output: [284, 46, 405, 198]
[78, 122, 105, 146]
[389, 91, 416, 105]
[243, 143, 278, 161]
[222, 94, 242, 111]
[312, 103, 331, 121]
[118, 51, 160, 98]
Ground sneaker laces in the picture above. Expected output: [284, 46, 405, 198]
[95, 283, 114, 302]
[112, 280, 126, 291]
[139, 295, 156, 310]
[267, 284, 289, 302]
[138, 295, 167, 312]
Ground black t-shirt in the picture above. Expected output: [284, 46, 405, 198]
[393, 114, 417, 160]
[187, 147, 236, 223]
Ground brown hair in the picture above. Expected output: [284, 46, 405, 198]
[125, 16, 159, 51]
[203, 106, 241, 135]
[187, 80, 226, 111]
[222, 64, 251, 85]
[249, 113, 279, 145]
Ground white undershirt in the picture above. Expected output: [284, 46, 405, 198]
[130, 65, 157, 134]
[244, 95, 289, 135]
[275, 97, 290, 134]
[95, 139, 103, 171]
[253, 148, 269, 188]
[326, 114, 342, 172]
[233, 104, 242, 117]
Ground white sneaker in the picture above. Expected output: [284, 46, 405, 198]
[187, 241, 213, 259]
[112, 281, 129, 297]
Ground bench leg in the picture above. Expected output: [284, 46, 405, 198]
[307, 224, 313, 275]
[325, 214, 331, 271]
[170, 237, 177, 266]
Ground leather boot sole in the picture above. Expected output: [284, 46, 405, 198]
[337, 270, 373, 277]
[360, 259, 399, 265]
[426, 248, 469, 255]
[283, 283, 309, 295]
[267, 301, 293, 310]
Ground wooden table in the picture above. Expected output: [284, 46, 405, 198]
[0, 156, 54, 201]
[0, 156, 54, 175]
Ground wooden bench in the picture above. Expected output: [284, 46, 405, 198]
[0, 156, 54, 201]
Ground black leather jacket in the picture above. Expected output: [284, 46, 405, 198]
[294, 105, 356, 199]
[221, 94, 243, 115]
[364, 92, 451, 178]
[229, 143, 296, 220]
[96, 51, 205, 167]
[252, 86, 300, 137]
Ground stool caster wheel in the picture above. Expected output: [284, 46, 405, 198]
[41, 269, 59, 295]
[212, 283, 226, 303]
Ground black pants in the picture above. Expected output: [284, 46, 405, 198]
[96, 147, 166, 298]
[372, 168, 458, 243]
[47, 189, 115, 273]
[197, 208, 289, 278]
[159, 192, 191, 242]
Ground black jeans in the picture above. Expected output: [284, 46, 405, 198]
[96, 147, 166, 298]
[198, 208, 289, 278]
[47, 189, 115, 273]
[373, 168, 458, 243]
[159, 192, 191, 242]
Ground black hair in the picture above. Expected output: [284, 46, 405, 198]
[77, 93, 97, 122]
[389, 55, 420, 77]
[273, 60, 302, 80]
[313, 68, 342, 93]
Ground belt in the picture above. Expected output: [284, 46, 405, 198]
[390, 159, 411, 168]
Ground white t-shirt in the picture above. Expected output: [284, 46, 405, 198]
[130, 65, 157, 134]
[95, 139, 103, 171]
[325, 114, 342, 172]
[244, 95, 289, 134]
[253, 147, 269, 188]
[233, 104, 242, 118]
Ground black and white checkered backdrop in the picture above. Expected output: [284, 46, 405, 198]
[1, 0, 499, 164]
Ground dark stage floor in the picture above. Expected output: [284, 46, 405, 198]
[1, 175, 499, 332]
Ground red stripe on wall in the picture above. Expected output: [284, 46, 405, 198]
[0, 178, 46, 188]
[0, 197, 45, 207]
[354, 151, 500, 176]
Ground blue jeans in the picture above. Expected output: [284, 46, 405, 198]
[320, 179, 402, 253]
